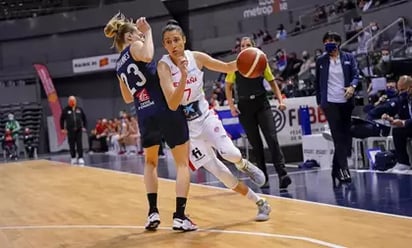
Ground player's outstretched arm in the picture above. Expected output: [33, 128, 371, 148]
[192, 51, 237, 73]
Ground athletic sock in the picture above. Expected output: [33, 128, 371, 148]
[147, 193, 158, 214]
[175, 197, 187, 218]
[246, 188, 260, 203]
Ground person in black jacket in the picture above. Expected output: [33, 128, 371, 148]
[60, 96, 87, 165]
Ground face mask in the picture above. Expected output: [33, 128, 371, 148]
[303, 55, 309, 60]
[324, 43, 337, 53]
[68, 100, 76, 107]
[385, 88, 397, 98]
[381, 55, 390, 62]
[8, 115, 13, 121]
[371, 26, 378, 31]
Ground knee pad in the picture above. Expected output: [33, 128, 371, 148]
[203, 157, 239, 189]
[217, 137, 242, 163]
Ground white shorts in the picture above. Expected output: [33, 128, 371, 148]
[188, 110, 238, 170]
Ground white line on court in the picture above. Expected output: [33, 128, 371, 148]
[0, 224, 345, 248]
[69, 161, 412, 221]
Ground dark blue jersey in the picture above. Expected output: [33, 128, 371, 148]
[116, 46, 168, 117]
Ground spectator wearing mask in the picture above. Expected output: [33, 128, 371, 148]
[60, 96, 87, 165]
[383, 75, 412, 173]
[368, 22, 389, 50]
[373, 49, 392, 78]
[351, 79, 407, 139]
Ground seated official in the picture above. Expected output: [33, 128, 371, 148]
[383, 75, 412, 173]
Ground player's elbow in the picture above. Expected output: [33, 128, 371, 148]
[140, 55, 153, 63]
[168, 102, 179, 111]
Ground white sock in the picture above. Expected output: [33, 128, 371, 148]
[246, 188, 260, 203]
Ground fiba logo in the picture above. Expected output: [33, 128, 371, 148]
[271, 107, 286, 133]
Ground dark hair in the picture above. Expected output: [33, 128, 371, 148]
[322, 31, 342, 43]
[162, 19, 185, 39]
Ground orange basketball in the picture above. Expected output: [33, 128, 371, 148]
[236, 47, 268, 78]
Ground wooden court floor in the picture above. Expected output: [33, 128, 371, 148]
[0, 160, 411, 248]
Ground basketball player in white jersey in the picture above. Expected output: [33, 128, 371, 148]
[158, 20, 271, 221]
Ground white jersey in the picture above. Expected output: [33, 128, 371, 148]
[159, 50, 209, 124]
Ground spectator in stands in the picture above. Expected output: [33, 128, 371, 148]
[1, 129, 17, 160]
[123, 116, 140, 155]
[89, 118, 109, 153]
[359, 0, 374, 12]
[368, 22, 390, 50]
[298, 50, 314, 80]
[373, 48, 393, 77]
[314, 48, 323, 59]
[313, 5, 327, 23]
[276, 24, 287, 40]
[212, 82, 226, 105]
[232, 37, 241, 54]
[280, 52, 303, 82]
[383, 75, 412, 173]
[5, 113, 20, 151]
[262, 30, 273, 43]
[60, 96, 87, 165]
[315, 31, 359, 185]
[292, 21, 306, 33]
[209, 93, 220, 109]
[23, 127, 36, 159]
[225, 37, 291, 190]
[356, 26, 372, 54]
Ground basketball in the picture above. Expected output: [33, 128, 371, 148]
[236, 47, 268, 78]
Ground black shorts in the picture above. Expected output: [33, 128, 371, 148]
[138, 106, 189, 149]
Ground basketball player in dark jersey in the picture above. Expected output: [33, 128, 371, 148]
[104, 13, 196, 232]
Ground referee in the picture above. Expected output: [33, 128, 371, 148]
[225, 37, 291, 190]
[60, 96, 87, 165]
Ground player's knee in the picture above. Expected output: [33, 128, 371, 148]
[219, 145, 242, 163]
[145, 156, 158, 168]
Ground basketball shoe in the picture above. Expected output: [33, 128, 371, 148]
[172, 213, 197, 232]
[236, 159, 265, 187]
[145, 212, 160, 231]
[255, 198, 271, 221]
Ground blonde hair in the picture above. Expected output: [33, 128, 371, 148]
[104, 12, 136, 52]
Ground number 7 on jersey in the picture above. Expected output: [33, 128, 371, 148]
[184, 88, 192, 101]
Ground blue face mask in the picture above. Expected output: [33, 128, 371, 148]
[324, 42, 337, 53]
[386, 88, 397, 98]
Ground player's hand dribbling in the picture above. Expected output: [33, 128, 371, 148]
[136, 17, 151, 33]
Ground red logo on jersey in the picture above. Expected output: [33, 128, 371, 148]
[172, 76, 198, 88]
[136, 88, 150, 102]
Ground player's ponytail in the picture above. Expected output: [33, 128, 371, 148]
[104, 12, 135, 52]
[162, 19, 185, 39]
